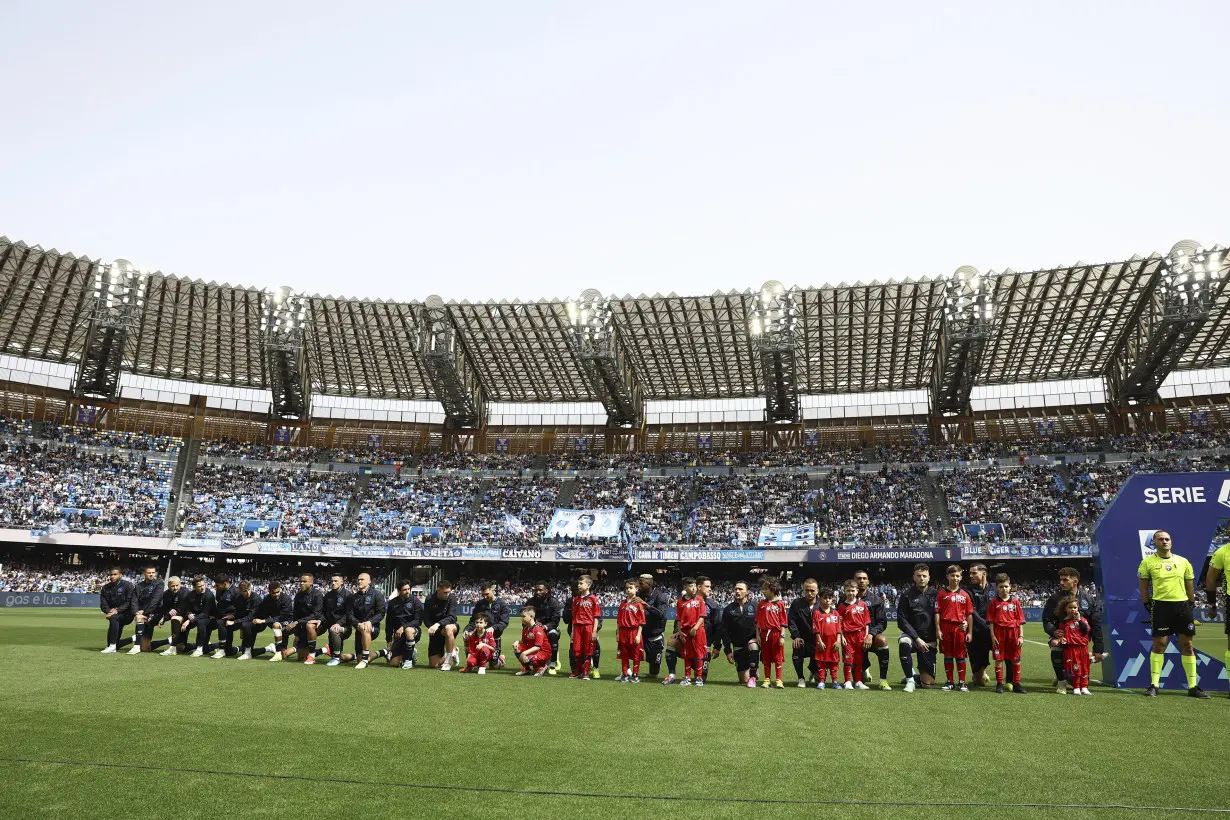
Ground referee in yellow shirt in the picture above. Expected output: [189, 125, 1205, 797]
[1203, 539, 1230, 699]
[1138, 530, 1210, 698]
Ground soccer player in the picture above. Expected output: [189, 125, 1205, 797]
[525, 582, 562, 675]
[897, 563, 938, 692]
[963, 563, 993, 686]
[616, 579, 646, 682]
[697, 575, 721, 682]
[128, 566, 164, 655]
[1041, 567, 1105, 694]
[247, 581, 292, 661]
[567, 575, 600, 680]
[1138, 531, 1209, 698]
[637, 574, 671, 678]
[460, 612, 496, 673]
[838, 579, 871, 689]
[514, 606, 552, 676]
[285, 573, 324, 664]
[812, 588, 842, 690]
[322, 573, 353, 666]
[986, 573, 1027, 694]
[935, 565, 973, 691]
[674, 578, 707, 687]
[153, 576, 189, 655]
[1203, 538, 1230, 699]
[228, 580, 259, 658]
[345, 572, 386, 669]
[99, 567, 136, 654]
[182, 576, 216, 657]
[756, 576, 789, 689]
[788, 578, 821, 688]
[720, 580, 759, 688]
[1050, 596, 1093, 695]
[424, 580, 459, 670]
[660, 577, 691, 686]
[382, 580, 423, 669]
[208, 576, 239, 659]
[853, 570, 891, 690]
[468, 582, 509, 669]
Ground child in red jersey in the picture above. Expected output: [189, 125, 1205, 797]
[616, 579, 646, 683]
[837, 580, 871, 689]
[675, 578, 708, 687]
[756, 576, 789, 689]
[811, 588, 843, 689]
[569, 575, 601, 680]
[1050, 596, 1093, 695]
[987, 573, 1028, 694]
[513, 606, 552, 676]
[460, 612, 496, 674]
[934, 564, 974, 691]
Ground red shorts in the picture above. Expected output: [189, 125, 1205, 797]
[617, 638, 643, 662]
[991, 626, 1021, 662]
[841, 631, 865, 664]
[758, 629, 784, 665]
[681, 628, 707, 661]
[939, 626, 968, 659]
[571, 623, 595, 657]
[814, 637, 841, 664]
[1063, 646, 1090, 678]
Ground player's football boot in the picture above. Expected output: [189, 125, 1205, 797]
[903, 678, 915, 693]
[237, 650, 252, 660]
[1144, 685, 1159, 697]
[355, 660, 368, 670]
[189, 648, 204, 657]
[630, 676, 640, 683]
[661, 674, 677, 685]
[695, 679, 704, 687]
[303, 654, 316, 665]
[843, 680, 854, 690]
[746, 677, 756, 688]
[1012, 684, 1028, 694]
[760, 679, 772, 688]
[995, 683, 1005, 694]
[210, 649, 226, 660]
[958, 684, 969, 693]
[1188, 686, 1211, 699]
[679, 678, 692, 686]
[326, 658, 341, 667]
[476, 666, 486, 675]
[773, 679, 785, 689]
[126, 645, 142, 655]
[878, 680, 891, 691]
[941, 683, 955, 691]
[816, 681, 825, 690]
[796, 679, 806, 688]
[268, 651, 282, 662]
[100, 645, 117, 654]
[591, 669, 601, 679]
[854, 681, 870, 690]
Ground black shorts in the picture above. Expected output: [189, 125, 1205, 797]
[428, 627, 455, 657]
[1150, 600, 1195, 637]
[968, 633, 992, 668]
[328, 624, 353, 641]
[731, 645, 755, 673]
[793, 639, 816, 660]
[643, 636, 664, 667]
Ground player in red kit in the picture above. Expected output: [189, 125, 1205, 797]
[674, 578, 708, 686]
[616, 579, 646, 683]
[513, 606, 552, 676]
[935, 565, 974, 691]
[756, 576, 789, 689]
[1050, 595, 1093, 695]
[811, 588, 843, 689]
[987, 573, 1028, 694]
[460, 612, 496, 674]
[837, 579, 871, 689]
[569, 575, 600, 680]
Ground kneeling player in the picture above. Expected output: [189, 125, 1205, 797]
[812, 589, 843, 689]
[987, 573, 1027, 694]
[99, 568, 136, 654]
[344, 572, 386, 669]
[382, 580, 422, 669]
[936, 565, 974, 691]
[514, 607, 551, 676]
[721, 581, 759, 688]
[322, 573, 352, 666]
[424, 580, 459, 670]
[244, 582, 291, 660]
[616, 579, 646, 682]
[153, 576, 189, 655]
[283, 573, 324, 664]
[756, 576, 789, 689]
[460, 612, 496, 673]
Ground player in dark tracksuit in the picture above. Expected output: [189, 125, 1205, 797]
[637, 575, 671, 677]
[98, 568, 136, 651]
[1042, 570, 1104, 690]
[322, 574, 353, 660]
[898, 565, 939, 689]
[181, 577, 217, 654]
[152, 577, 190, 652]
[857, 579, 891, 687]
[226, 581, 258, 657]
[720, 581, 760, 684]
[468, 583, 510, 667]
[525, 583, 562, 673]
[242, 581, 291, 658]
[345, 574, 386, 666]
[208, 577, 240, 657]
[381, 581, 423, 668]
[422, 582, 459, 668]
[131, 567, 164, 653]
[286, 574, 325, 661]
[788, 579, 822, 685]
[963, 565, 994, 686]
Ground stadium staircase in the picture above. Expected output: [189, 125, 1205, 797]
[553, 477, 578, 508]
[1054, 462, 1074, 491]
[469, 477, 492, 527]
[336, 473, 370, 538]
[166, 437, 202, 530]
[921, 473, 951, 538]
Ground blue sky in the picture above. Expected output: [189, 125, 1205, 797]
[1, 2, 1225, 302]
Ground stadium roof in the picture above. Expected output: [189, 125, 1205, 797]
[2, 235, 1227, 402]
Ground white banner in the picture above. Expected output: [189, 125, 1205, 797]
[757, 523, 815, 547]
[544, 508, 623, 540]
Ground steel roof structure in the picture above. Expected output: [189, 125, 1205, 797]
[2, 235, 1228, 405]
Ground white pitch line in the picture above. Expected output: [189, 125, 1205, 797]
[1022, 638, 1051, 646]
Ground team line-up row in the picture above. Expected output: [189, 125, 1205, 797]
[93, 560, 1224, 697]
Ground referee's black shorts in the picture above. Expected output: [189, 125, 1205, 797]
[1150, 600, 1196, 637]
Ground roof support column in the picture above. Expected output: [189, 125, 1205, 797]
[568, 289, 643, 429]
[748, 281, 802, 424]
[416, 295, 486, 429]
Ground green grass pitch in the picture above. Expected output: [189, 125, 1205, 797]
[0, 610, 1227, 820]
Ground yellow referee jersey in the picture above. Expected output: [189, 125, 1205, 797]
[1211, 543, 1230, 594]
[1137, 553, 1194, 602]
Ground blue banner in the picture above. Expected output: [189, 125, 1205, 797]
[721, 550, 767, 561]
[3, 592, 100, 608]
[390, 546, 467, 559]
[808, 548, 959, 563]
[757, 524, 814, 547]
[257, 542, 318, 555]
[407, 526, 444, 541]
[1094, 472, 1229, 691]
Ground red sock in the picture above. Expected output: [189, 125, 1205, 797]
[995, 665, 1004, 684]
[633, 659, 640, 676]
[957, 660, 966, 684]
[764, 662, 771, 680]
[944, 659, 954, 683]
[582, 658, 591, 676]
[1011, 662, 1021, 685]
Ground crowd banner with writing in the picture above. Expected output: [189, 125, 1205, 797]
[3, 592, 100, 608]
[807, 547, 959, 563]
[720, 550, 767, 561]
[757, 524, 815, 547]
[1094, 471, 1229, 691]
[544, 508, 624, 540]
[257, 542, 320, 555]
[963, 543, 1092, 558]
